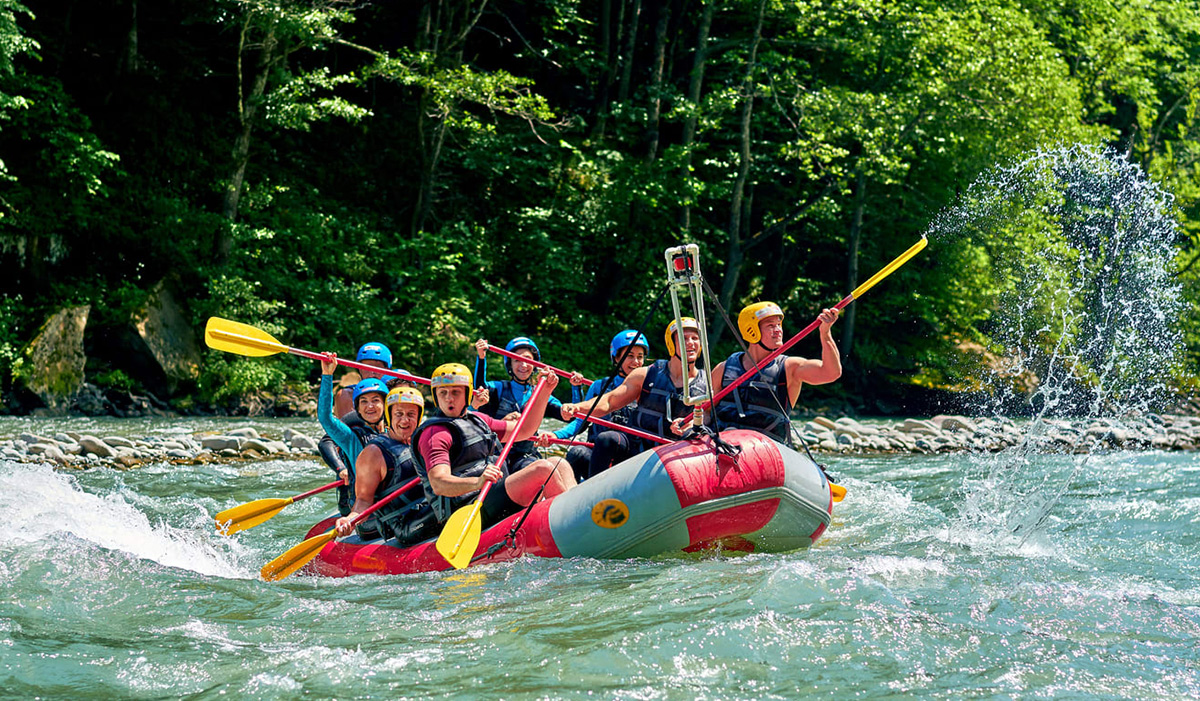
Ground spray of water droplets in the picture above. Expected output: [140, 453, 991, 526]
[927, 144, 1185, 546]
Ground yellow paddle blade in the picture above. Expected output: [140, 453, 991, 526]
[204, 317, 287, 357]
[850, 236, 927, 299]
[214, 497, 294, 535]
[830, 483, 847, 503]
[436, 502, 484, 569]
[260, 529, 336, 581]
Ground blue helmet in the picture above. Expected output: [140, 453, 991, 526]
[352, 378, 389, 410]
[356, 342, 393, 369]
[504, 336, 540, 376]
[610, 329, 649, 360]
[391, 368, 417, 387]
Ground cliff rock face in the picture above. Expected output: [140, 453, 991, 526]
[132, 280, 201, 393]
[14, 306, 90, 414]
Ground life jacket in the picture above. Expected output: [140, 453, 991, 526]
[411, 412, 503, 523]
[354, 433, 424, 540]
[629, 359, 708, 438]
[715, 352, 793, 445]
[493, 380, 541, 465]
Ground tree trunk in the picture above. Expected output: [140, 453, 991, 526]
[216, 15, 277, 261]
[125, 0, 138, 74]
[617, 0, 641, 103]
[643, 3, 671, 162]
[677, 0, 715, 234]
[714, 0, 766, 343]
[841, 170, 866, 359]
[592, 0, 614, 138]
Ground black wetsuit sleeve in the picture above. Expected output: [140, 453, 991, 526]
[318, 434, 349, 475]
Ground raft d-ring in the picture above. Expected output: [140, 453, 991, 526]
[591, 499, 630, 529]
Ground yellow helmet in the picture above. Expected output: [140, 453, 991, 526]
[664, 317, 702, 358]
[430, 362, 474, 407]
[385, 386, 425, 426]
[738, 302, 784, 344]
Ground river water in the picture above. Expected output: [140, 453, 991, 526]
[1, 416, 1197, 699]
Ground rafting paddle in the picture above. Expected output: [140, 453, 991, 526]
[214, 480, 342, 535]
[205, 317, 431, 385]
[260, 477, 420, 581]
[436, 375, 551, 570]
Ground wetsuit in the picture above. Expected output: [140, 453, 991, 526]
[557, 375, 636, 479]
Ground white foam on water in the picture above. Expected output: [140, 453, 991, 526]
[0, 461, 254, 579]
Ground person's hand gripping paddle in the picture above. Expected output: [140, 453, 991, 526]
[435, 375, 551, 569]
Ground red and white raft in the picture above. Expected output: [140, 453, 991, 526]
[303, 429, 834, 577]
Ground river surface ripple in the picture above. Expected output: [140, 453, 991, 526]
[1, 418, 1197, 699]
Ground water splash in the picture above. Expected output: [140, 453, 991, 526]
[0, 461, 254, 579]
[929, 144, 1185, 547]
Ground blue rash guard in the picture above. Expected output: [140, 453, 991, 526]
[318, 374, 378, 479]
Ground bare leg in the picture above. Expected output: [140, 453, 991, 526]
[503, 458, 575, 506]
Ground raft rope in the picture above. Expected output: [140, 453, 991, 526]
[477, 283, 676, 563]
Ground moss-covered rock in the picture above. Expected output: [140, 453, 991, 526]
[12, 306, 90, 414]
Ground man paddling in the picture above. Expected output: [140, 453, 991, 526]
[713, 302, 842, 444]
[560, 318, 708, 478]
[334, 386, 436, 545]
[412, 363, 576, 530]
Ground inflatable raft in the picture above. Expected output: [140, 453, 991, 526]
[302, 429, 834, 577]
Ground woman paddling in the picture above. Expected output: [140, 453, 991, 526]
[318, 352, 389, 514]
[561, 318, 707, 478]
[552, 329, 649, 479]
[319, 341, 393, 514]
[472, 336, 581, 472]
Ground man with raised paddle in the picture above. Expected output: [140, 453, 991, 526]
[712, 302, 842, 445]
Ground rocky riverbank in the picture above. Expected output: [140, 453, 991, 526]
[5, 413, 1200, 469]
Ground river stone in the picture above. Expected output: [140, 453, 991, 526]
[200, 436, 241, 451]
[19, 432, 52, 446]
[932, 415, 977, 433]
[218, 448, 240, 458]
[288, 434, 318, 451]
[167, 449, 192, 459]
[14, 305, 90, 414]
[130, 280, 203, 393]
[835, 433, 854, 445]
[78, 436, 115, 458]
[812, 416, 838, 431]
[818, 438, 839, 451]
[103, 436, 135, 448]
[227, 428, 261, 439]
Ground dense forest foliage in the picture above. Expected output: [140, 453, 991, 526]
[1, 0, 1198, 413]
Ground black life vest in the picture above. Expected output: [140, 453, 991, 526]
[354, 433, 424, 539]
[319, 411, 381, 516]
[493, 380, 540, 464]
[629, 359, 708, 438]
[411, 412, 503, 522]
[715, 352, 793, 444]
